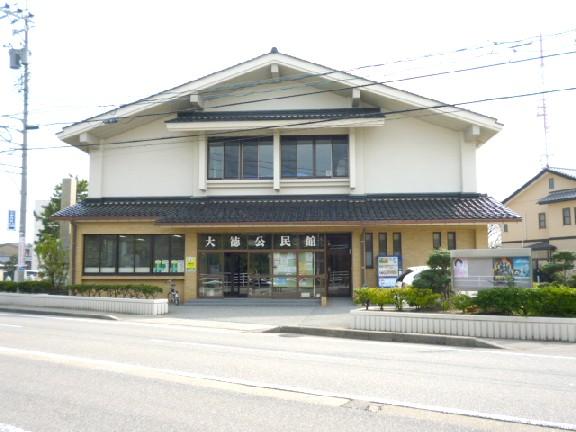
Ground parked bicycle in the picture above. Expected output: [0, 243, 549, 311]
[167, 280, 180, 305]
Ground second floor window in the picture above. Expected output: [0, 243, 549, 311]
[281, 135, 349, 178]
[208, 137, 273, 180]
[563, 208, 572, 225]
[538, 212, 547, 229]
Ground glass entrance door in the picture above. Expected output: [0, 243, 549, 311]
[326, 234, 351, 297]
[223, 253, 248, 297]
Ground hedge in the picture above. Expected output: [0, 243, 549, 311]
[0, 281, 163, 299]
[354, 287, 441, 311]
[475, 287, 576, 317]
[0, 280, 67, 295]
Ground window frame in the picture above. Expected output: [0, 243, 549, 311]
[378, 233, 387, 256]
[538, 212, 547, 229]
[83, 234, 185, 275]
[562, 207, 572, 225]
[549, 178, 555, 189]
[447, 232, 456, 250]
[392, 232, 402, 257]
[207, 136, 273, 180]
[280, 135, 349, 179]
[364, 232, 374, 269]
[432, 232, 442, 250]
[503, 224, 508, 233]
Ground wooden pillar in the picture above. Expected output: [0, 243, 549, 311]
[183, 231, 198, 301]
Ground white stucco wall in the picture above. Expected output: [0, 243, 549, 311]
[359, 117, 467, 194]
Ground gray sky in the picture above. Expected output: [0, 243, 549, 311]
[1, 0, 575, 244]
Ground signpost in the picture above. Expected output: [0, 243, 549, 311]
[377, 256, 400, 288]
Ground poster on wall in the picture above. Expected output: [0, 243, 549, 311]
[493, 257, 513, 285]
[377, 256, 399, 288]
[453, 258, 469, 278]
[186, 257, 197, 272]
[512, 257, 530, 278]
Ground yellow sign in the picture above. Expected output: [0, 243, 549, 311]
[186, 256, 197, 272]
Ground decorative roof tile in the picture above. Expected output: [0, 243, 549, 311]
[53, 193, 520, 224]
[166, 108, 384, 123]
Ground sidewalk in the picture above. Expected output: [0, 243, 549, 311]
[2, 300, 576, 354]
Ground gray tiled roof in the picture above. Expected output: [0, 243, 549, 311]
[166, 108, 384, 123]
[53, 193, 519, 224]
[538, 188, 576, 204]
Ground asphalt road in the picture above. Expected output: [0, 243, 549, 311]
[0, 312, 575, 431]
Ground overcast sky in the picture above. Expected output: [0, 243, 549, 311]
[1, 0, 575, 244]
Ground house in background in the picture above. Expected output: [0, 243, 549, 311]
[501, 167, 576, 273]
[53, 48, 519, 301]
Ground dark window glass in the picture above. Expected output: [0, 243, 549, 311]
[281, 140, 297, 177]
[563, 208, 571, 225]
[259, 143, 273, 178]
[224, 142, 240, 179]
[134, 236, 151, 272]
[378, 233, 387, 256]
[281, 135, 348, 178]
[153, 235, 170, 273]
[503, 224, 508, 233]
[538, 212, 547, 229]
[315, 139, 332, 177]
[209, 138, 273, 180]
[170, 234, 185, 272]
[118, 235, 135, 272]
[249, 253, 271, 275]
[297, 138, 314, 177]
[447, 232, 456, 250]
[549, 178, 555, 189]
[199, 252, 223, 274]
[393, 233, 402, 256]
[332, 139, 349, 177]
[84, 235, 100, 272]
[433, 232, 441, 250]
[207, 143, 224, 179]
[100, 235, 117, 273]
[242, 143, 258, 179]
[365, 233, 373, 269]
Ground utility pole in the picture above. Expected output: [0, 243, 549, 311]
[2, 4, 33, 281]
[537, 33, 550, 168]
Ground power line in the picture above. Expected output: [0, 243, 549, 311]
[2, 84, 576, 155]
[27, 48, 576, 130]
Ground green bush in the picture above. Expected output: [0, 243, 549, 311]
[0, 280, 67, 295]
[473, 286, 576, 317]
[404, 288, 441, 310]
[69, 284, 163, 299]
[353, 287, 373, 310]
[445, 294, 474, 313]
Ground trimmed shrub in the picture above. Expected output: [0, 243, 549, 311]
[445, 294, 474, 313]
[0, 282, 163, 299]
[353, 288, 373, 310]
[404, 288, 441, 310]
[0, 280, 67, 295]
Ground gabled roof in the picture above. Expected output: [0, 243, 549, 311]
[58, 48, 502, 150]
[53, 193, 520, 225]
[503, 167, 576, 204]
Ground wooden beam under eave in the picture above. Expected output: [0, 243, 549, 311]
[464, 125, 481, 143]
[352, 88, 361, 108]
[271, 63, 280, 80]
[79, 132, 99, 145]
[190, 93, 203, 110]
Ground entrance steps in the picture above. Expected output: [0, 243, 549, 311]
[185, 298, 321, 307]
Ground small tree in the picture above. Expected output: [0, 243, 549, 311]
[541, 251, 576, 285]
[35, 178, 88, 244]
[412, 249, 452, 299]
[35, 236, 68, 290]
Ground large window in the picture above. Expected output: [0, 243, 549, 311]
[208, 137, 273, 180]
[281, 135, 348, 178]
[83, 234, 184, 274]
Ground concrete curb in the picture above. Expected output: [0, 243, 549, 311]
[0, 307, 119, 321]
[265, 326, 504, 349]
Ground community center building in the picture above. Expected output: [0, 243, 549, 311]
[54, 48, 519, 301]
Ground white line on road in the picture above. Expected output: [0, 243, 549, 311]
[0, 423, 32, 432]
[0, 345, 575, 430]
[0, 324, 22, 328]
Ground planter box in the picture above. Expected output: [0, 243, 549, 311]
[351, 309, 576, 342]
[0, 293, 168, 316]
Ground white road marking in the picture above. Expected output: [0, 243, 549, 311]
[0, 423, 32, 432]
[0, 345, 575, 430]
[0, 324, 22, 328]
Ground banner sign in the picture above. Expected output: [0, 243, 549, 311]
[377, 256, 400, 288]
[8, 210, 16, 231]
